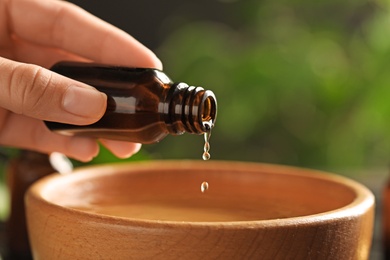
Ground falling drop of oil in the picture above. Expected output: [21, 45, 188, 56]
[202, 151, 210, 161]
[201, 121, 212, 193]
[202, 121, 212, 161]
[201, 181, 209, 193]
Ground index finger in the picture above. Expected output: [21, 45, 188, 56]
[7, 0, 162, 69]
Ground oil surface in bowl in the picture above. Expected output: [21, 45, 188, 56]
[70, 196, 301, 222]
[48, 163, 357, 223]
[67, 177, 355, 222]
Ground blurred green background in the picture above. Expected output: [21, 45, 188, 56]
[151, 0, 390, 171]
[87, 0, 390, 170]
[2, 0, 390, 218]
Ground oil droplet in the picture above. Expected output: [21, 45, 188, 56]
[201, 121, 212, 193]
[202, 151, 210, 161]
[201, 181, 209, 193]
[202, 121, 212, 161]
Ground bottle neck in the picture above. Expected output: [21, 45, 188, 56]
[164, 83, 217, 135]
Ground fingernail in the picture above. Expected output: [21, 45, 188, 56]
[62, 86, 106, 119]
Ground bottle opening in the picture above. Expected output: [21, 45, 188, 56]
[165, 85, 217, 135]
[200, 91, 217, 131]
[202, 96, 215, 122]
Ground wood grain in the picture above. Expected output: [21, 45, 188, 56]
[25, 161, 374, 259]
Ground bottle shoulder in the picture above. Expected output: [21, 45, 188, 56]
[51, 61, 173, 86]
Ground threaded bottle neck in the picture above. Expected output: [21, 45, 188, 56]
[165, 83, 217, 135]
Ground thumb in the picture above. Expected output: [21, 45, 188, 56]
[0, 57, 107, 125]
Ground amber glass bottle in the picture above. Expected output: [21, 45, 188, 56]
[45, 62, 217, 143]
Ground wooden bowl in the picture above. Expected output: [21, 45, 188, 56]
[25, 161, 374, 259]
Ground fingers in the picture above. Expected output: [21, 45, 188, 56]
[7, 0, 162, 69]
[0, 112, 99, 162]
[1, 0, 160, 160]
[0, 57, 107, 124]
[99, 139, 142, 159]
[0, 110, 142, 161]
[0, 109, 143, 162]
[10, 36, 89, 68]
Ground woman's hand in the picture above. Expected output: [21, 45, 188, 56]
[0, 0, 162, 161]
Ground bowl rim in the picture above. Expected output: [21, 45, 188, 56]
[26, 160, 375, 228]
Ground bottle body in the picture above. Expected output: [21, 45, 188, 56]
[46, 62, 217, 143]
